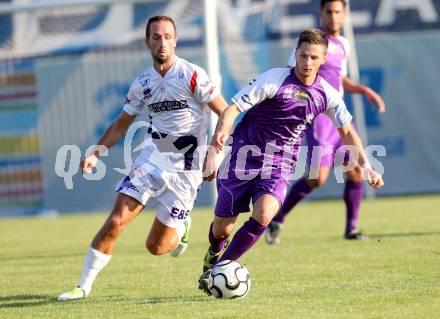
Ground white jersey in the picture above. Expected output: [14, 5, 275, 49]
[123, 56, 219, 172]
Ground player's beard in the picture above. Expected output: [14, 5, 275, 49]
[153, 56, 166, 65]
[153, 50, 171, 65]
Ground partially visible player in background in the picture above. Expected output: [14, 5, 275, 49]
[266, 0, 386, 243]
[198, 28, 384, 295]
[58, 15, 227, 301]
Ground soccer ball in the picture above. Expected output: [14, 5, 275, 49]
[208, 260, 251, 299]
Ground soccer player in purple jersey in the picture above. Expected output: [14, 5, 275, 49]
[198, 28, 384, 295]
[266, 0, 386, 243]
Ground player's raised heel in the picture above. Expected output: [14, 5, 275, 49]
[202, 239, 229, 272]
[198, 269, 212, 296]
[265, 221, 283, 245]
[57, 287, 88, 301]
[170, 216, 191, 257]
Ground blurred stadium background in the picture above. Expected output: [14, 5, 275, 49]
[1, 0, 439, 217]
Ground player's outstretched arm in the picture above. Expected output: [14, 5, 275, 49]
[337, 123, 384, 189]
[81, 111, 136, 173]
[211, 103, 241, 152]
[202, 145, 219, 182]
[342, 76, 386, 113]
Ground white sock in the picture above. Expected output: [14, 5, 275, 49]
[176, 221, 186, 241]
[77, 247, 111, 295]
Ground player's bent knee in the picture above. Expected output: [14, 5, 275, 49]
[107, 215, 125, 236]
[261, 216, 272, 226]
[308, 176, 327, 188]
[145, 241, 168, 255]
[145, 236, 177, 255]
[213, 231, 230, 240]
[212, 223, 234, 239]
[146, 244, 161, 255]
[252, 214, 272, 226]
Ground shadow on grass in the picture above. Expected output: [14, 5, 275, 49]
[369, 231, 440, 238]
[100, 294, 210, 304]
[144, 295, 209, 304]
[0, 294, 211, 308]
[0, 294, 56, 308]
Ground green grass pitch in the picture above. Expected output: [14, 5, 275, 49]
[1, 195, 439, 318]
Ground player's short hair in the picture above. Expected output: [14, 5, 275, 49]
[320, 0, 347, 10]
[296, 28, 328, 53]
[145, 15, 177, 39]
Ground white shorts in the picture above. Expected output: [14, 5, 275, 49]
[115, 160, 201, 228]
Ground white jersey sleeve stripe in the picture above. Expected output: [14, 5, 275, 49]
[232, 68, 290, 112]
[189, 65, 219, 104]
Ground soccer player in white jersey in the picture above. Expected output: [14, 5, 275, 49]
[58, 15, 228, 301]
[266, 0, 386, 243]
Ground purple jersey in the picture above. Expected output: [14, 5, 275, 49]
[287, 34, 352, 168]
[214, 68, 352, 217]
[227, 67, 352, 179]
[318, 35, 350, 93]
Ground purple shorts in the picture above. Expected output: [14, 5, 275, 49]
[214, 173, 288, 217]
[306, 114, 355, 169]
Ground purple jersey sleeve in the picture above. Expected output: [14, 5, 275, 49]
[338, 35, 350, 77]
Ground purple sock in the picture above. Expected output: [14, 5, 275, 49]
[209, 223, 227, 254]
[272, 177, 312, 224]
[344, 180, 364, 235]
[218, 217, 266, 263]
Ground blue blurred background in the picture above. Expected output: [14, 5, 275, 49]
[0, 0, 439, 216]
